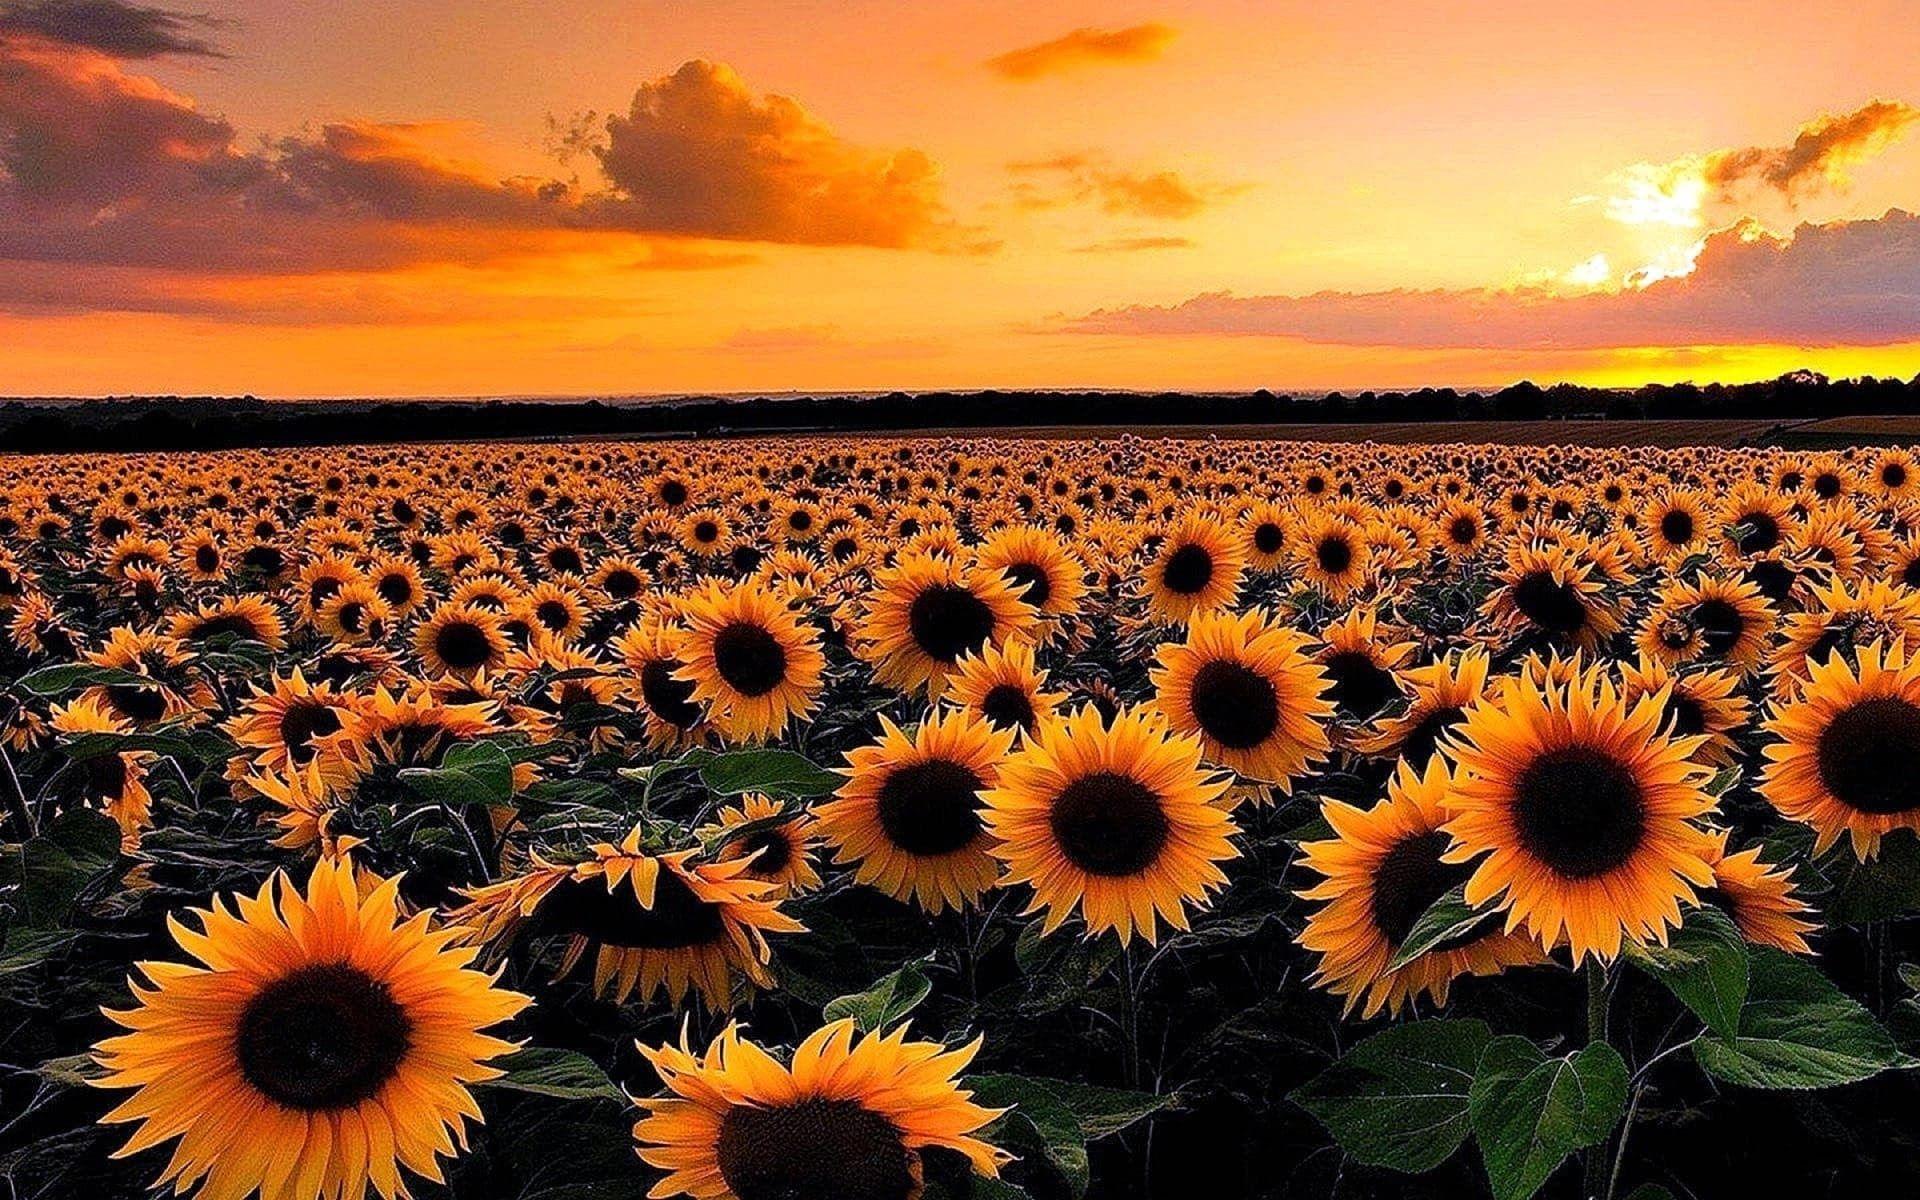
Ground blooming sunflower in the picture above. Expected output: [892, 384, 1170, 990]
[632, 1020, 1009, 1200]
[1482, 540, 1624, 654]
[1297, 758, 1545, 1017]
[1351, 647, 1493, 768]
[450, 831, 801, 1008]
[415, 602, 511, 679]
[815, 709, 1017, 914]
[1697, 828, 1817, 954]
[1759, 638, 1920, 858]
[49, 694, 153, 851]
[701, 794, 824, 899]
[674, 582, 827, 743]
[973, 525, 1086, 628]
[1143, 511, 1247, 624]
[1636, 575, 1777, 676]
[1618, 656, 1752, 768]
[1149, 606, 1333, 788]
[1440, 665, 1719, 962]
[92, 858, 528, 1200]
[1292, 510, 1373, 601]
[983, 704, 1237, 945]
[942, 636, 1067, 735]
[858, 552, 1040, 698]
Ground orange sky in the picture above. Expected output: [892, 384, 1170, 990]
[2, 0, 1919, 397]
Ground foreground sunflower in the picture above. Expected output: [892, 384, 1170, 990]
[1759, 638, 1920, 858]
[674, 582, 827, 743]
[1149, 607, 1333, 789]
[633, 1020, 1009, 1200]
[1143, 511, 1247, 624]
[983, 704, 1237, 945]
[92, 858, 528, 1200]
[1440, 665, 1719, 962]
[859, 551, 1040, 697]
[1297, 758, 1545, 1017]
[815, 709, 1018, 914]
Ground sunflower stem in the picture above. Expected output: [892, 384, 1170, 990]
[1583, 958, 1612, 1199]
[1118, 941, 1141, 1090]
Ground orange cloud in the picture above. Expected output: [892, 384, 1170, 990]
[1074, 236, 1195, 253]
[1705, 99, 1919, 198]
[1010, 153, 1236, 219]
[986, 23, 1177, 81]
[1066, 210, 1920, 349]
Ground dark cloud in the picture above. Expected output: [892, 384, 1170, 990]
[1066, 210, 1920, 349]
[986, 23, 1177, 81]
[1705, 99, 1919, 199]
[0, 0, 224, 58]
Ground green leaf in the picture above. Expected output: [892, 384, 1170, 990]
[399, 740, 516, 807]
[823, 960, 933, 1032]
[1827, 831, 1920, 922]
[1694, 946, 1901, 1089]
[1291, 1019, 1491, 1173]
[1386, 883, 1501, 971]
[697, 748, 840, 797]
[1624, 906, 1750, 1039]
[10, 664, 158, 697]
[480, 1047, 624, 1102]
[1624, 1187, 1677, 1200]
[0, 808, 121, 928]
[1469, 1037, 1628, 1200]
[968, 1074, 1170, 1199]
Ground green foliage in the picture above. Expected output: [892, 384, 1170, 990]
[1386, 883, 1499, 971]
[1469, 1037, 1627, 1200]
[969, 1073, 1170, 1198]
[0, 808, 121, 928]
[823, 958, 934, 1031]
[1625, 906, 1750, 1039]
[1292, 1019, 1491, 1173]
[1693, 946, 1902, 1089]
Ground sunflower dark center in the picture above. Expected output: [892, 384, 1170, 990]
[713, 621, 789, 696]
[236, 963, 412, 1111]
[716, 1099, 914, 1200]
[1744, 559, 1795, 603]
[1735, 511, 1780, 554]
[1369, 830, 1484, 948]
[1659, 510, 1695, 544]
[1448, 516, 1478, 545]
[1254, 522, 1284, 554]
[1885, 463, 1908, 488]
[876, 759, 986, 856]
[1690, 598, 1745, 658]
[1161, 543, 1215, 595]
[1513, 746, 1646, 879]
[280, 701, 344, 763]
[188, 614, 260, 642]
[1323, 651, 1400, 720]
[1400, 705, 1466, 768]
[538, 871, 726, 949]
[377, 573, 415, 606]
[660, 481, 688, 506]
[434, 620, 494, 670]
[1814, 472, 1843, 499]
[694, 521, 720, 542]
[1188, 658, 1281, 749]
[82, 754, 128, 801]
[242, 545, 285, 576]
[980, 683, 1037, 732]
[738, 829, 794, 876]
[604, 569, 642, 599]
[1049, 771, 1171, 877]
[1005, 562, 1052, 608]
[1662, 693, 1707, 738]
[1816, 697, 1920, 815]
[536, 600, 571, 631]
[640, 659, 703, 727]
[105, 683, 168, 724]
[194, 545, 220, 572]
[1512, 571, 1587, 635]
[907, 584, 996, 663]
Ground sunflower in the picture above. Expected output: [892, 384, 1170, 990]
[815, 710, 1017, 914]
[633, 1020, 1008, 1200]
[1618, 656, 1751, 768]
[168, 595, 287, 651]
[1142, 511, 1246, 623]
[1351, 647, 1492, 768]
[701, 794, 824, 898]
[1636, 575, 1777, 676]
[314, 581, 391, 646]
[674, 582, 826, 742]
[983, 704, 1237, 945]
[1433, 499, 1488, 559]
[1696, 828, 1817, 954]
[226, 669, 362, 776]
[613, 617, 716, 750]
[858, 552, 1040, 698]
[1759, 638, 1920, 858]
[368, 555, 426, 617]
[1767, 577, 1920, 699]
[1439, 664, 1718, 962]
[415, 601, 511, 679]
[49, 694, 153, 850]
[1315, 606, 1415, 723]
[1292, 510, 1372, 601]
[973, 525, 1086, 626]
[1297, 758, 1545, 1017]
[1240, 500, 1292, 572]
[92, 858, 529, 1200]
[1149, 607, 1333, 788]
[451, 831, 802, 1008]
[941, 636, 1066, 735]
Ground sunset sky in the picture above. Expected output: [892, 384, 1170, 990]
[3, 0, 1920, 397]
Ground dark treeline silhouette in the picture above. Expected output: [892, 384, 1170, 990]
[5, 369, 1920, 452]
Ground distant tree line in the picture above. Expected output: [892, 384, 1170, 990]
[3, 370, 1919, 452]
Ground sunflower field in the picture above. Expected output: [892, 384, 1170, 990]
[6, 436, 1920, 1200]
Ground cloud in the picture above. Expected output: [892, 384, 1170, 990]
[1010, 153, 1238, 219]
[588, 59, 976, 250]
[1064, 210, 1920, 349]
[0, 0, 223, 58]
[1606, 99, 1919, 230]
[1074, 235, 1194, 253]
[986, 23, 1176, 81]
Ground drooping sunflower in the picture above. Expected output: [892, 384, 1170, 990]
[613, 617, 716, 749]
[983, 704, 1237, 945]
[942, 636, 1067, 735]
[92, 858, 529, 1200]
[1440, 665, 1719, 962]
[815, 710, 1017, 914]
[1315, 605, 1415, 723]
[1697, 828, 1817, 954]
[701, 794, 824, 899]
[1759, 638, 1920, 858]
[674, 582, 826, 742]
[1297, 758, 1545, 1017]
[1142, 511, 1247, 624]
[450, 830, 802, 1008]
[1149, 606, 1333, 788]
[167, 595, 287, 651]
[858, 552, 1040, 698]
[49, 694, 153, 850]
[633, 1020, 1009, 1200]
